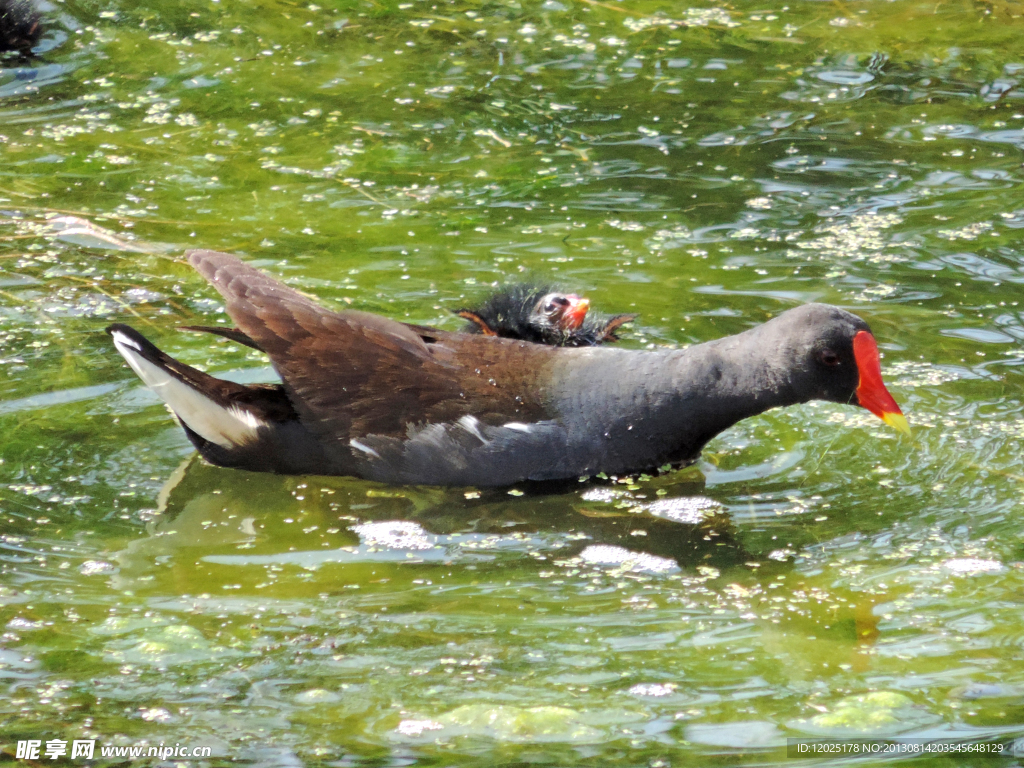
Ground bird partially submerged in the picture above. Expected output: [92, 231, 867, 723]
[107, 250, 910, 486]
[457, 283, 635, 346]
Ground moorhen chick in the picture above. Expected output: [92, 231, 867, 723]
[457, 284, 635, 346]
[0, 0, 41, 56]
[108, 250, 910, 487]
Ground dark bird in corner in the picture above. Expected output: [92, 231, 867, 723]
[107, 250, 910, 486]
[456, 283, 635, 347]
[0, 0, 41, 56]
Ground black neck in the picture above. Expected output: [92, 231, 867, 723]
[547, 322, 806, 474]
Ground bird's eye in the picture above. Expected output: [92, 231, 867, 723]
[541, 295, 569, 316]
[818, 349, 841, 367]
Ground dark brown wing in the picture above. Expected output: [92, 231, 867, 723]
[186, 250, 552, 444]
[181, 322, 444, 350]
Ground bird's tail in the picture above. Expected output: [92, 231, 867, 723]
[107, 324, 263, 449]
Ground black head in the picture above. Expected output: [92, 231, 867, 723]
[527, 291, 590, 337]
[457, 284, 590, 345]
[758, 304, 909, 433]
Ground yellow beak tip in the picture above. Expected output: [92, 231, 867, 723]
[882, 412, 912, 437]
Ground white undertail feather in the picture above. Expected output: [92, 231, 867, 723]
[111, 330, 264, 449]
[349, 439, 381, 458]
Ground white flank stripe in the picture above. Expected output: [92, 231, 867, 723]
[502, 422, 532, 433]
[350, 439, 381, 459]
[112, 332, 263, 449]
[457, 415, 488, 443]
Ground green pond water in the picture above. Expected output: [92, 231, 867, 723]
[2, 0, 1024, 764]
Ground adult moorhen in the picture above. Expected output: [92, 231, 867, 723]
[108, 250, 910, 487]
[457, 283, 635, 346]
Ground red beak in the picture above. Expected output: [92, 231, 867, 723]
[852, 330, 910, 436]
[561, 295, 590, 331]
